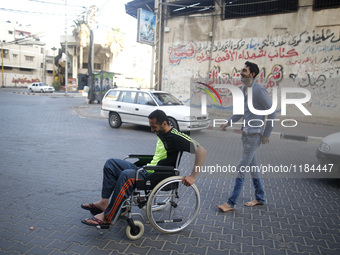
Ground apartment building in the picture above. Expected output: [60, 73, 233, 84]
[0, 21, 54, 87]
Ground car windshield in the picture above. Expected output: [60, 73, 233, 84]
[151, 93, 182, 106]
[39, 83, 47, 86]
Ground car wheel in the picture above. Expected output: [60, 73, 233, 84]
[168, 117, 179, 130]
[109, 112, 122, 128]
[40, 89, 44, 93]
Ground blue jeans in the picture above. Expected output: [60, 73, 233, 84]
[227, 133, 265, 207]
[101, 159, 149, 221]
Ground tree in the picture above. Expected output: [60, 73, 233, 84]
[106, 28, 125, 57]
[72, 20, 90, 69]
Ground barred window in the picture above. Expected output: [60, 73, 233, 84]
[313, 0, 340, 11]
[224, 0, 298, 20]
[168, 0, 215, 17]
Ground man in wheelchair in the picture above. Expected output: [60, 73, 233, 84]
[81, 109, 207, 228]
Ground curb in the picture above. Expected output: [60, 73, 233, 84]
[208, 127, 323, 143]
[12, 91, 85, 98]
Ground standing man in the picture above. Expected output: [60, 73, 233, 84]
[81, 109, 207, 228]
[217, 61, 276, 212]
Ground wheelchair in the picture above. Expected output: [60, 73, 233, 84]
[98, 154, 201, 240]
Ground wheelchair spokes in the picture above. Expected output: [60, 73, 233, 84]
[146, 176, 200, 234]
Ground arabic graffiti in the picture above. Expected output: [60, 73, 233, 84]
[168, 29, 340, 66]
[166, 28, 340, 115]
[196, 48, 298, 63]
[191, 64, 284, 109]
[206, 64, 283, 89]
[288, 72, 338, 109]
[168, 42, 196, 65]
[12, 77, 41, 84]
[196, 29, 340, 53]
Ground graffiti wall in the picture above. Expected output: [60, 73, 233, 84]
[162, 10, 340, 125]
[2, 73, 41, 87]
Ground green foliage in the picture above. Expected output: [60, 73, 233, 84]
[52, 80, 61, 91]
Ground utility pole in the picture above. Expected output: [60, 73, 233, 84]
[65, 0, 68, 95]
[87, 29, 94, 103]
[154, 0, 163, 91]
[1, 42, 4, 87]
[51, 47, 57, 82]
[86, 5, 97, 104]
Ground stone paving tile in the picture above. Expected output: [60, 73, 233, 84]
[183, 244, 208, 254]
[6, 241, 36, 254]
[66, 243, 93, 255]
[27, 245, 56, 255]
[124, 243, 150, 254]
[147, 247, 172, 255]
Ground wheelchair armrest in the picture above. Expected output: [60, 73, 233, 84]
[143, 166, 176, 171]
[127, 154, 154, 158]
[124, 154, 154, 167]
[125, 154, 154, 160]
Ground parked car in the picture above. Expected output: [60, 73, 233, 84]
[316, 132, 340, 176]
[101, 88, 210, 131]
[28, 82, 55, 93]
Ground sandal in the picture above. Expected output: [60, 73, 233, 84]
[81, 216, 111, 229]
[81, 203, 103, 215]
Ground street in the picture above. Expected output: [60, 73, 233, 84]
[0, 89, 339, 255]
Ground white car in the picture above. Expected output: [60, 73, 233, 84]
[28, 82, 55, 93]
[316, 132, 340, 177]
[101, 88, 210, 131]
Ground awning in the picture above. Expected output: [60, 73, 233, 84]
[125, 0, 155, 18]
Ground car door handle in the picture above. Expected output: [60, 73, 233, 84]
[118, 105, 121, 108]
[135, 108, 139, 111]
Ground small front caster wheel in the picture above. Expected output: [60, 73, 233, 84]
[125, 220, 144, 240]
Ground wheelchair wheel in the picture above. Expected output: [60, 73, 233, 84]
[125, 220, 144, 240]
[146, 176, 200, 234]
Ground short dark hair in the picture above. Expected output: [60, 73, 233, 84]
[148, 109, 169, 125]
[245, 61, 259, 78]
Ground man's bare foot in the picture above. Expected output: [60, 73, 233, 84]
[81, 199, 109, 212]
[81, 212, 111, 228]
[244, 200, 263, 207]
[86, 212, 110, 223]
[216, 203, 234, 212]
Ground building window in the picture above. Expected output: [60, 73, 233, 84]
[168, 0, 215, 17]
[82, 63, 88, 69]
[13, 54, 18, 58]
[1, 49, 9, 58]
[224, 0, 298, 20]
[25, 55, 34, 61]
[313, 0, 340, 10]
[8, 31, 13, 35]
[94, 63, 101, 70]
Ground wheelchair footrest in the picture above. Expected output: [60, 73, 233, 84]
[156, 218, 182, 223]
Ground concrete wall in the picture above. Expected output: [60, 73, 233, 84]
[162, 1, 340, 125]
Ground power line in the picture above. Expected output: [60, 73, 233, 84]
[0, 7, 65, 16]
[27, 0, 85, 8]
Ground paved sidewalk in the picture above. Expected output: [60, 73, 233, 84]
[0, 90, 339, 255]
